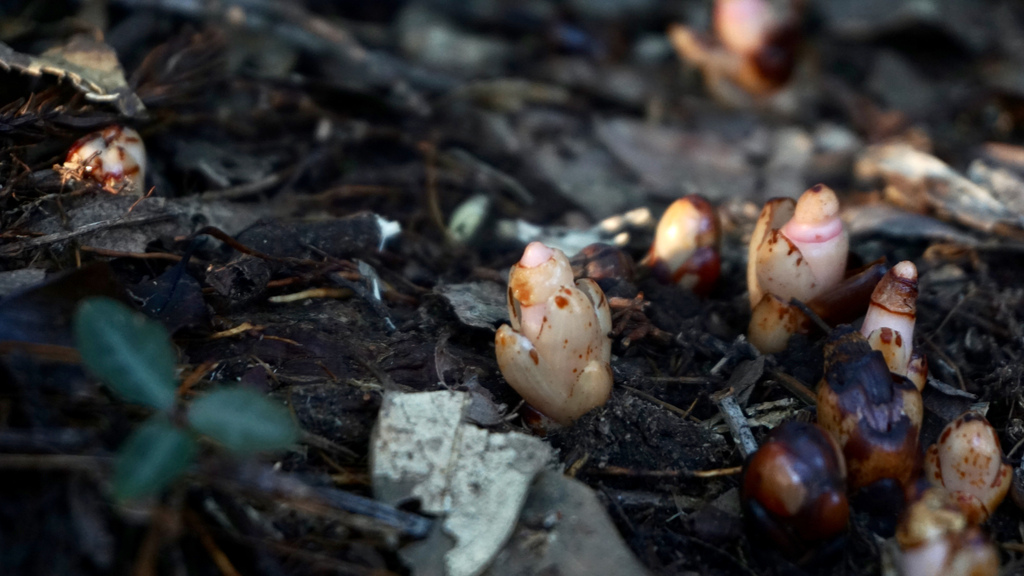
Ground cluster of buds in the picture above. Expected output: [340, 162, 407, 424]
[741, 421, 849, 559]
[495, 242, 613, 425]
[644, 195, 721, 296]
[896, 487, 999, 576]
[669, 0, 803, 106]
[860, 261, 928, 391]
[61, 125, 147, 195]
[924, 412, 1011, 524]
[815, 326, 923, 490]
[747, 184, 850, 352]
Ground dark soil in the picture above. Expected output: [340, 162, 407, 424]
[2, 1, 1024, 575]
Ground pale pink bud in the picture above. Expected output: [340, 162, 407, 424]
[861, 261, 923, 389]
[496, 243, 613, 425]
[753, 185, 848, 305]
[897, 488, 999, 576]
[714, 0, 776, 56]
[747, 197, 795, 309]
[924, 412, 1012, 524]
[747, 185, 850, 353]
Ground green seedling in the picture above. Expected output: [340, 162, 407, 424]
[74, 297, 300, 502]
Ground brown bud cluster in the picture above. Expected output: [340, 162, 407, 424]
[741, 421, 849, 559]
[645, 195, 721, 296]
[816, 326, 923, 490]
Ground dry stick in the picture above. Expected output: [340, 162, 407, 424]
[768, 369, 818, 406]
[79, 245, 186, 262]
[0, 453, 108, 471]
[198, 170, 287, 201]
[588, 465, 742, 478]
[622, 385, 699, 421]
[0, 213, 175, 256]
[202, 461, 432, 538]
[646, 375, 718, 385]
[711, 387, 758, 458]
[0, 341, 81, 363]
[418, 141, 447, 237]
[789, 297, 831, 335]
[922, 334, 967, 391]
[183, 509, 243, 576]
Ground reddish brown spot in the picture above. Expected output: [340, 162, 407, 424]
[880, 330, 893, 344]
[529, 349, 539, 365]
[894, 333, 902, 346]
[554, 296, 569, 308]
[940, 428, 952, 443]
[811, 184, 823, 193]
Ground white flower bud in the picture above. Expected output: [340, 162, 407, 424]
[495, 242, 613, 425]
[63, 125, 146, 195]
[924, 412, 1011, 524]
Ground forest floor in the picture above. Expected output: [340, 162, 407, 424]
[3, 1, 1024, 575]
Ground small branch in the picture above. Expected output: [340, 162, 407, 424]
[711, 387, 758, 458]
[0, 213, 175, 256]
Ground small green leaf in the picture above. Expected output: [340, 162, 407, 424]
[113, 418, 197, 502]
[187, 388, 299, 455]
[73, 297, 178, 412]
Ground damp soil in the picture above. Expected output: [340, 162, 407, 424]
[3, 1, 1024, 575]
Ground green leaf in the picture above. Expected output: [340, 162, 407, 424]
[187, 388, 299, 455]
[113, 418, 197, 502]
[73, 297, 177, 412]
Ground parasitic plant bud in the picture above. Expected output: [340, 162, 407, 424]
[816, 326, 923, 491]
[896, 487, 999, 576]
[571, 243, 635, 286]
[756, 184, 849, 303]
[670, 0, 802, 103]
[646, 195, 721, 296]
[747, 185, 851, 353]
[924, 412, 1011, 524]
[495, 242, 613, 425]
[713, 0, 801, 92]
[741, 421, 849, 559]
[747, 197, 795, 309]
[63, 125, 146, 195]
[861, 261, 926, 391]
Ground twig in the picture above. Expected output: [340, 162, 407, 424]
[0, 341, 81, 363]
[0, 213, 174, 256]
[646, 375, 719, 385]
[301, 431, 359, 460]
[768, 370, 818, 406]
[79, 245, 186, 262]
[588, 465, 742, 478]
[622, 385, 700, 421]
[789, 297, 831, 334]
[199, 170, 287, 201]
[711, 387, 758, 458]
[201, 461, 432, 539]
[184, 509, 242, 576]
[0, 453, 108, 471]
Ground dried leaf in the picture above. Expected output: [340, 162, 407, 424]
[0, 35, 144, 116]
